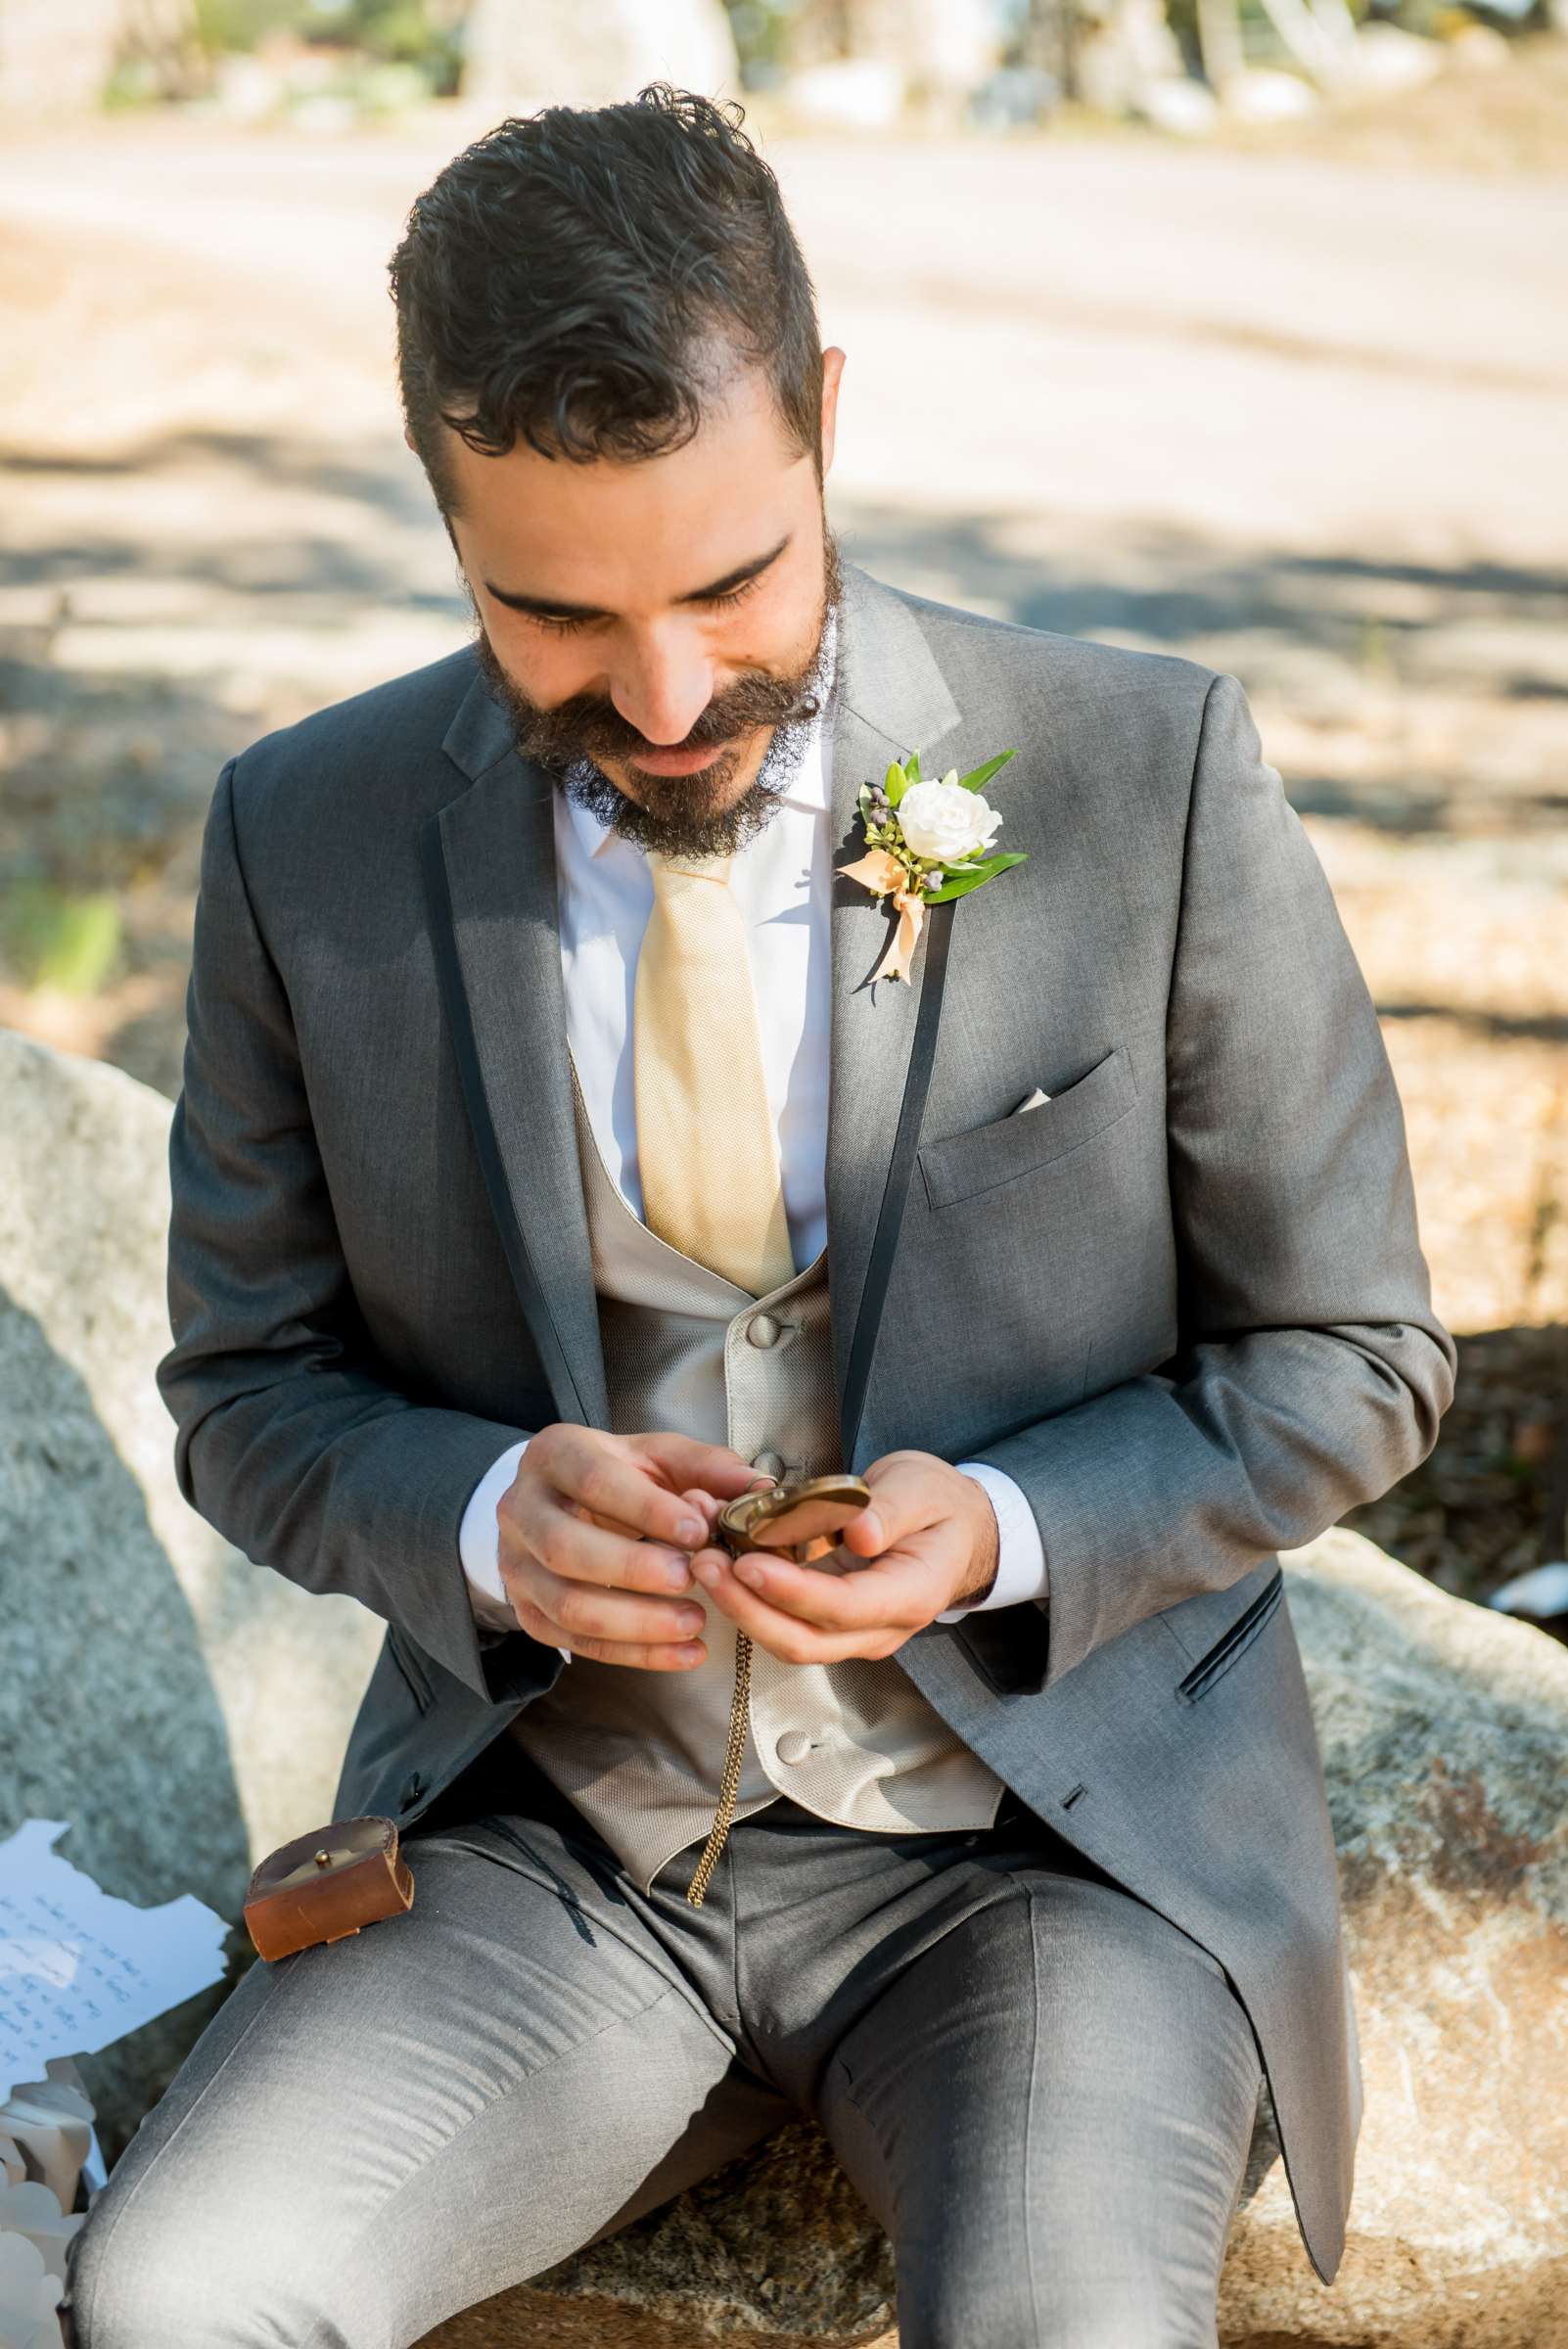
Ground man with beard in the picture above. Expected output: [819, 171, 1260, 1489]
[66, 83, 1453, 2349]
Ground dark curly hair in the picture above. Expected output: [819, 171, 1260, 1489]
[388, 82, 825, 521]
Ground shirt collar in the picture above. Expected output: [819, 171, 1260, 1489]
[560, 602, 839, 866]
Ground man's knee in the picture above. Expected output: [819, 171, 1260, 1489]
[65, 2169, 374, 2349]
[903, 2251, 1219, 2349]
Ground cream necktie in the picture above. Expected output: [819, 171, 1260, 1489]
[633, 851, 796, 1295]
[632, 849, 796, 1905]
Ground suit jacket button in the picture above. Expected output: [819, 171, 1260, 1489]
[747, 1313, 781, 1349]
[775, 1729, 812, 1765]
[400, 1772, 426, 1809]
[753, 1449, 786, 1479]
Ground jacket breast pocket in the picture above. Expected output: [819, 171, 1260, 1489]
[919, 1043, 1136, 1212]
[1175, 1568, 1285, 1705]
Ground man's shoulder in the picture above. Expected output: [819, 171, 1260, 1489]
[888, 576, 1219, 715]
[224, 642, 484, 817]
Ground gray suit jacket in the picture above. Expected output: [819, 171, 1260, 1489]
[157, 557, 1455, 2285]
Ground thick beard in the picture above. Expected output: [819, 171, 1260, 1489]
[470, 526, 844, 862]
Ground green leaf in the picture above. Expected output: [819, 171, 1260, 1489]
[884, 760, 908, 807]
[904, 748, 922, 785]
[956, 748, 1017, 794]
[921, 871, 995, 904]
[940, 852, 1003, 885]
[922, 852, 1028, 903]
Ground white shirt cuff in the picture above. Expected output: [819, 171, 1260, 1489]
[458, 1436, 572, 1664]
[936, 1463, 1048, 1622]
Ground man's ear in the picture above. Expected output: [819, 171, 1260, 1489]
[819, 345, 845, 481]
[403, 426, 417, 453]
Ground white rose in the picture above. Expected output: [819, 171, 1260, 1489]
[897, 773, 1003, 864]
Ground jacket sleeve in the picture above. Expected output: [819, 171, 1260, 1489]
[157, 757, 544, 1707]
[963, 669, 1456, 1694]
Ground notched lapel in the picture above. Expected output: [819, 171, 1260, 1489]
[424, 668, 610, 1430]
[825, 565, 964, 1464]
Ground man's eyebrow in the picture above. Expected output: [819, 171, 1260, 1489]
[483, 533, 792, 620]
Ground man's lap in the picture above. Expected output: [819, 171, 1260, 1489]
[65, 1785, 1264, 2349]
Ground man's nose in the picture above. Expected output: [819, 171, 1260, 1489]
[609, 633, 716, 748]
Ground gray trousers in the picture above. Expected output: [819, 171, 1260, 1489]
[64, 1755, 1265, 2348]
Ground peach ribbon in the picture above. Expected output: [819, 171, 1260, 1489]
[840, 847, 929, 984]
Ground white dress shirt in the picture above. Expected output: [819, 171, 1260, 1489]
[459, 615, 1048, 1649]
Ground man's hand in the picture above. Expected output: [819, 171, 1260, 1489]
[497, 1427, 769, 1670]
[687, 1450, 1000, 1665]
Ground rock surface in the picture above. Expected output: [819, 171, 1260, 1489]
[420, 2120, 900, 2349]
[1222, 1525, 1568, 2345]
[0, 1028, 384, 2156]
[414, 1529, 1568, 2347]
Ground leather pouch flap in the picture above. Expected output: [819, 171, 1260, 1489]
[244, 1815, 414, 1961]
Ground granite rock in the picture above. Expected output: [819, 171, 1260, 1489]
[0, 1029, 384, 2157]
[1218, 1526, 1568, 2346]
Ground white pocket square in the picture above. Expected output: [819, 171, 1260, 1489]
[1012, 1086, 1052, 1114]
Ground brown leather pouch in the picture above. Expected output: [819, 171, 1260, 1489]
[244, 1815, 415, 1960]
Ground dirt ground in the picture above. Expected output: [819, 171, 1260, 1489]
[2, 67, 1565, 1603]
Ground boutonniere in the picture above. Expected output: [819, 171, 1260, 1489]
[839, 749, 1028, 983]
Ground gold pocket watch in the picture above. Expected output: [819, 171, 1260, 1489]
[715, 1472, 873, 1567]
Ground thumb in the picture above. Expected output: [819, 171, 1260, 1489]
[840, 1506, 886, 1557]
[840, 1457, 930, 1557]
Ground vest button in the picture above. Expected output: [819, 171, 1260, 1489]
[747, 1313, 781, 1349]
[775, 1729, 812, 1765]
[752, 1449, 786, 1479]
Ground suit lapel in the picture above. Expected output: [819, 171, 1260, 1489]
[825, 564, 963, 1459]
[424, 687, 611, 1431]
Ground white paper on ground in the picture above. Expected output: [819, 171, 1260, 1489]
[0, 2182, 80, 2283]
[0, 1820, 229, 2106]
[0, 2222, 66, 2349]
[0, 2073, 91, 2213]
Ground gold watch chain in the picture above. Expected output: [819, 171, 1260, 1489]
[683, 1630, 753, 1907]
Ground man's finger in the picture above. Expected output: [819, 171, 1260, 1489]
[526, 1431, 709, 1548]
[678, 1486, 724, 1533]
[509, 1490, 698, 1596]
[508, 1575, 709, 1673]
[843, 1452, 958, 1557]
[527, 1554, 711, 1653]
[694, 1534, 951, 1661]
[728, 1538, 945, 1632]
[837, 1506, 886, 1556]
[636, 1432, 766, 1501]
[836, 1459, 934, 1557]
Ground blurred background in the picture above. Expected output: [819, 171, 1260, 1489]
[2, 0, 1565, 1619]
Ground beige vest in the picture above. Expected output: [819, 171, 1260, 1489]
[504, 1049, 1007, 1895]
